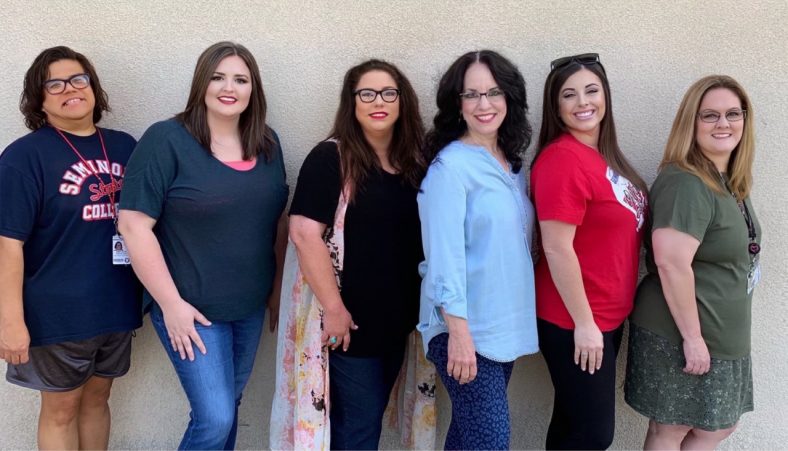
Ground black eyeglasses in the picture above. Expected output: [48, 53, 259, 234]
[550, 53, 605, 74]
[43, 73, 91, 95]
[697, 109, 747, 123]
[354, 88, 400, 103]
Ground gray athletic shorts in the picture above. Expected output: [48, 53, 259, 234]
[6, 331, 133, 392]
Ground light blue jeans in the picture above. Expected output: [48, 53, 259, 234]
[150, 304, 265, 450]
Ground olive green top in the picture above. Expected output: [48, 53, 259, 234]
[630, 164, 761, 360]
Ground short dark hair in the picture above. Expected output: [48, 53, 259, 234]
[20, 46, 110, 131]
[329, 59, 426, 199]
[175, 41, 274, 161]
[424, 50, 532, 173]
[533, 57, 647, 193]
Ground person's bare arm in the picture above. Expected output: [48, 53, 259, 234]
[652, 227, 708, 375]
[289, 215, 356, 351]
[540, 220, 603, 374]
[0, 236, 28, 365]
[118, 209, 211, 361]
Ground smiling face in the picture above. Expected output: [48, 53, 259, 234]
[41, 59, 96, 130]
[204, 55, 252, 121]
[460, 62, 506, 141]
[695, 88, 744, 170]
[558, 67, 606, 147]
[354, 70, 400, 139]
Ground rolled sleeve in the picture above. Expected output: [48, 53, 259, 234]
[418, 160, 468, 319]
[119, 124, 177, 219]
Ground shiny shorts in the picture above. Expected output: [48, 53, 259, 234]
[6, 331, 133, 392]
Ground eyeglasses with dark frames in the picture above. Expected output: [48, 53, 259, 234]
[697, 109, 747, 123]
[459, 87, 506, 102]
[354, 88, 400, 103]
[550, 53, 606, 75]
[43, 73, 91, 95]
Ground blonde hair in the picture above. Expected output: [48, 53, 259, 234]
[660, 75, 755, 200]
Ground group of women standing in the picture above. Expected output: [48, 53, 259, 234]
[0, 41, 760, 451]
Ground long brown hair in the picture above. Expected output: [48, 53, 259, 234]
[533, 58, 647, 193]
[20, 46, 110, 131]
[175, 41, 274, 161]
[660, 75, 754, 200]
[329, 59, 425, 200]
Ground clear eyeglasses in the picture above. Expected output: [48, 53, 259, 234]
[459, 87, 505, 102]
[697, 109, 746, 123]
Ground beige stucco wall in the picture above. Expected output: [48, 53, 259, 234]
[1, 1, 786, 449]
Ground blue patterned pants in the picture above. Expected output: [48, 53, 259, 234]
[427, 333, 514, 450]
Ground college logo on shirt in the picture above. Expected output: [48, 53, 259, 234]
[606, 167, 646, 231]
[58, 159, 124, 222]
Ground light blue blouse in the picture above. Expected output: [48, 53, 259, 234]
[417, 141, 538, 362]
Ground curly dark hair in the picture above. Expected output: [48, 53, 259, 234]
[20, 46, 110, 131]
[424, 50, 532, 173]
[329, 59, 426, 199]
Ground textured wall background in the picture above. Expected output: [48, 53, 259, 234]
[1, 1, 786, 449]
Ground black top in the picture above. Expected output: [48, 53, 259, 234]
[290, 141, 423, 357]
[0, 126, 142, 346]
[120, 119, 288, 321]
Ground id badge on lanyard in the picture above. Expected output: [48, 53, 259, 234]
[112, 234, 131, 265]
[747, 253, 761, 294]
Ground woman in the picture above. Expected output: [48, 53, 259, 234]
[118, 42, 288, 450]
[0, 46, 141, 449]
[530, 53, 647, 450]
[270, 59, 431, 450]
[625, 75, 759, 450]
[418, 50, 537, 450]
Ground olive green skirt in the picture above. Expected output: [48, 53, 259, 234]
[624, 325, 753, 431]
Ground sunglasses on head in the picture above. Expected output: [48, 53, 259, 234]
[550, 53, 605, 74]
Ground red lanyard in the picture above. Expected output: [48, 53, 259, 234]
[54, 126, 119, 220]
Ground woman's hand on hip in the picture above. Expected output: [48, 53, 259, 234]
[447, 329, 477, 385]
[682, 336, 711, 375]
[160, 300, 212, 361]
[574, 321, 604, 374]
[321, 304, 357, 352]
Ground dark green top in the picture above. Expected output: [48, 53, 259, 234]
[120, 119, 288, 321]
[630, 164, 760, 359]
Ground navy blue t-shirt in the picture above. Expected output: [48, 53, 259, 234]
[0, 126, 142, 346]
[120, 119, 289, 321]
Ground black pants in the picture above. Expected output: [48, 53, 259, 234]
[538, 319, 624, 450]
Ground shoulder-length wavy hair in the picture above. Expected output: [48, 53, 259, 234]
[329, 59, 426, 199]
[175, 41, 274, 161]
[20, 46, 110, 131]
[424, 50, 532, 174]
[533, 57, 647, 193]
[661, 75, 754, 200]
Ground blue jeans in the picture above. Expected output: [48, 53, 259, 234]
[150, 304, 265, 450]
[427, 333, 514, 450]
[329, 348, 405, 450]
